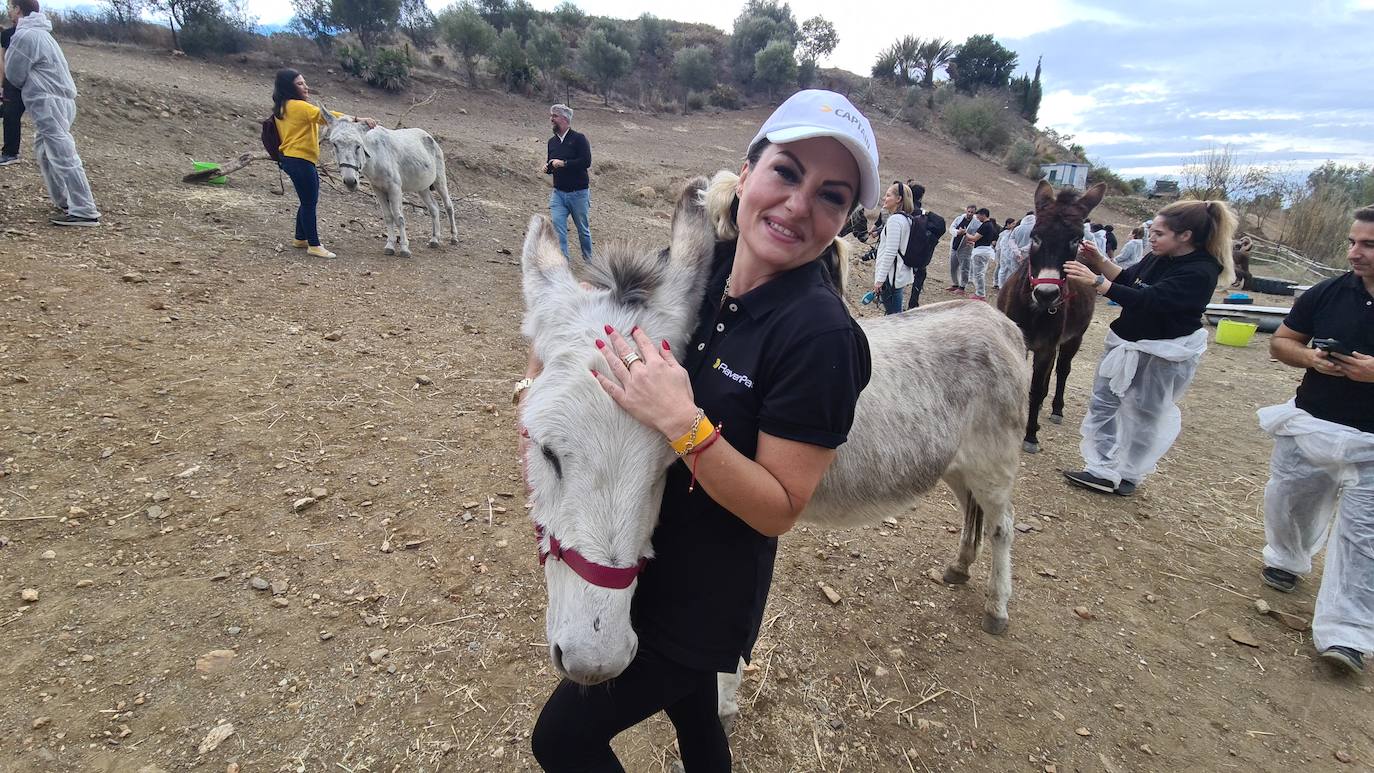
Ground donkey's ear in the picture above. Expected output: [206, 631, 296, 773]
[521, 214, 575, 304]
[1034, 179, 1055, 212]
[316, 101, 336, 125]
[1077, 183, 1107, 215]
[668, 176, 713, 268]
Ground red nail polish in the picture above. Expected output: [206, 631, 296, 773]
[590, 369, 599, 377]
[630, 326, 640, 335]
[604, 324, 614, 334]
[661, 340, 671, 351]
[595, 339, 605, 349]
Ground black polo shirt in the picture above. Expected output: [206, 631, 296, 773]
[1282, 271, 1374, 434]
[631, 242, 872, 673]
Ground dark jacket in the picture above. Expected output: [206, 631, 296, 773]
[545, 128, 591, 192]
[1104, 250, 1221, 342]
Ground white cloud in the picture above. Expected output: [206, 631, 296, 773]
[1194, 109, 1303, 122]
[1072, 130, 1143, 146]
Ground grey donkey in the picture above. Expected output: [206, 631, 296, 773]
[319, 103, 457, 257]
[519, 176, 1029, 728]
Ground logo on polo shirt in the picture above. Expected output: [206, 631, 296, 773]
[712, 358, 753, 389]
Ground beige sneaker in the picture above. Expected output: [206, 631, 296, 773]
[291, 239, 309, 249]
[306, 245, 337, 258]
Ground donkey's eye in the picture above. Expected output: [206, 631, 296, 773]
[541, 444, 563, 480]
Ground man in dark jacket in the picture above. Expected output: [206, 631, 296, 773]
[544, 103, 592, 261]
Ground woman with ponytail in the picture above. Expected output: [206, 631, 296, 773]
[1059, 199, 1236, 496]
[529, 90, 875, 771]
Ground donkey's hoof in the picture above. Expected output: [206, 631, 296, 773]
[942, 566, 970, 585]
[398, 249, 412, 258]
[1049, 413, 1064, 425]
[981, 613, 1009, 635]
[383, 246, 395, 256]
[449, 237, 458, 245]
[1022, 440, 1041, 454]
[427, 239, 440, 248]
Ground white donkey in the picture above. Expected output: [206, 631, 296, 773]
[520, 178, 1028, 722]
[319, 104, 457, 257]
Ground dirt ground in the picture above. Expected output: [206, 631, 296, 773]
[0, 43, 1369, 773]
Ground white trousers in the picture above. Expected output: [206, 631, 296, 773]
[1079, 330, 1207, 486]
[963, 247, 993, 296]
[1259, 402, 1374, 654]
[29, 96, 100, 220]
[995, 251, 1021, 288]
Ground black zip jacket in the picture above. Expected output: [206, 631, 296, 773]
[545, 129, 591, 192]
[1104, 250, 1222, 342]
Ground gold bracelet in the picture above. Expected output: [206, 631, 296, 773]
[670, 409, 711, 457]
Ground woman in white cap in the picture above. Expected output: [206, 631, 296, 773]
[529, 89, 879, 771]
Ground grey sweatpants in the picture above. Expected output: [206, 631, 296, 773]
[29, 96, 99, 220]
[949, 242, 972, 287]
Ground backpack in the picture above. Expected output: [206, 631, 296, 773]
[899, 210, 945, 269]
[261, 115, 283, 162]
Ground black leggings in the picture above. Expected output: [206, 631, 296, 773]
[2, 89, 23, 157]
[531, 646, 730, 772]
[907, 266, 927, 309]
[279, 155, 320, 246]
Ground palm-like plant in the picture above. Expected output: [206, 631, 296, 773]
[871, 44, 900, 83]
[915, 37, 954, 89]
[894, 34, 920, 85]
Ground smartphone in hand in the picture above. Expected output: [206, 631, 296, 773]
[1312, 338, 1356, 357]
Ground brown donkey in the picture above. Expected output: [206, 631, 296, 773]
[997, 180, 1106, 453]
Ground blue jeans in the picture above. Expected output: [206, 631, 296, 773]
[880, 284, 905, 315]
[280, 156, 321, 246]
[550, 187, 592, 261]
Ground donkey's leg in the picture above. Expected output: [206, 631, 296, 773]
[433, 161, 458, 244]
[387, 186, 411, 257]
[1024, 347, 1056, 453]
[376, 189, 397, 255]
[716, 658, 744, 732]
[420, 188, 441, 248]
[1049, 335, 1085, 424]
[940, 469, 983, 586]
[969, 479, 1015, 635]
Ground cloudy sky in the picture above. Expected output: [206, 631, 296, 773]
[41, 0, 1374, 180]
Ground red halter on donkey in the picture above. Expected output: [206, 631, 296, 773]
[996, 180, 1107, 453]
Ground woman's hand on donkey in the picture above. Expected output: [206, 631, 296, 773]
[1063, 259, 1100, 290]
[1076, 240, 1106, 270]
[593, 325, 700, 441]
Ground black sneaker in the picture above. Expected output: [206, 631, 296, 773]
[1063, 470, 1116, 494]
[0, 154, 19, 167]
[1261, 566, 1298, 593]
[1320, 646, 1365, 675]
[51, 214, 100, 227]
[1115, 479, 1137, 496]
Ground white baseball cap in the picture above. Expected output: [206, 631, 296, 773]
[749, 89, 882, 209]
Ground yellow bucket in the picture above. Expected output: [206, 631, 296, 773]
[1215, 318, 1258, 347]
[192, 161, 227, 185]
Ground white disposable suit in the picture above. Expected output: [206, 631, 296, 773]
[3, 12, 100, 220]
[1259, 401, 1374, 654]
[1079, 328, 1208, 486]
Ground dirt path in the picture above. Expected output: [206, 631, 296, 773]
[0, 42, 1368, 772]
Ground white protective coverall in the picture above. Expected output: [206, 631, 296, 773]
[1079, 327, 1208, 486]
[3, 12, 100, 220]
[999, 213, 1035, 288]
[1259, 401, 1374, 654]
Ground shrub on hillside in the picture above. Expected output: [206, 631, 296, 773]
[685, 91, 706, 112]
[709, 83, 741, 109]
[50, 9, 170, 48]
[942, 96, 1012, 153]
[179, 8, 254, 57]
[1004, 139, 1035, 174]
[366, 48, 411, 91]
[1087, 165, 1132, 196]
[338, 44, 369, 77]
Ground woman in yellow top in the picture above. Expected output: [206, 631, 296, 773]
[272, 68, 374, 258]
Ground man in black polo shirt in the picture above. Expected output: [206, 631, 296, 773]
[1257, 204, 1374, 676]
[544, 103, 592, 262]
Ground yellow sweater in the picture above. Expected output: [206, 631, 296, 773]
[274, 99, 343, 165]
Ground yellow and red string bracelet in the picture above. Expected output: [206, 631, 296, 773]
[670, 410, 722, 491]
